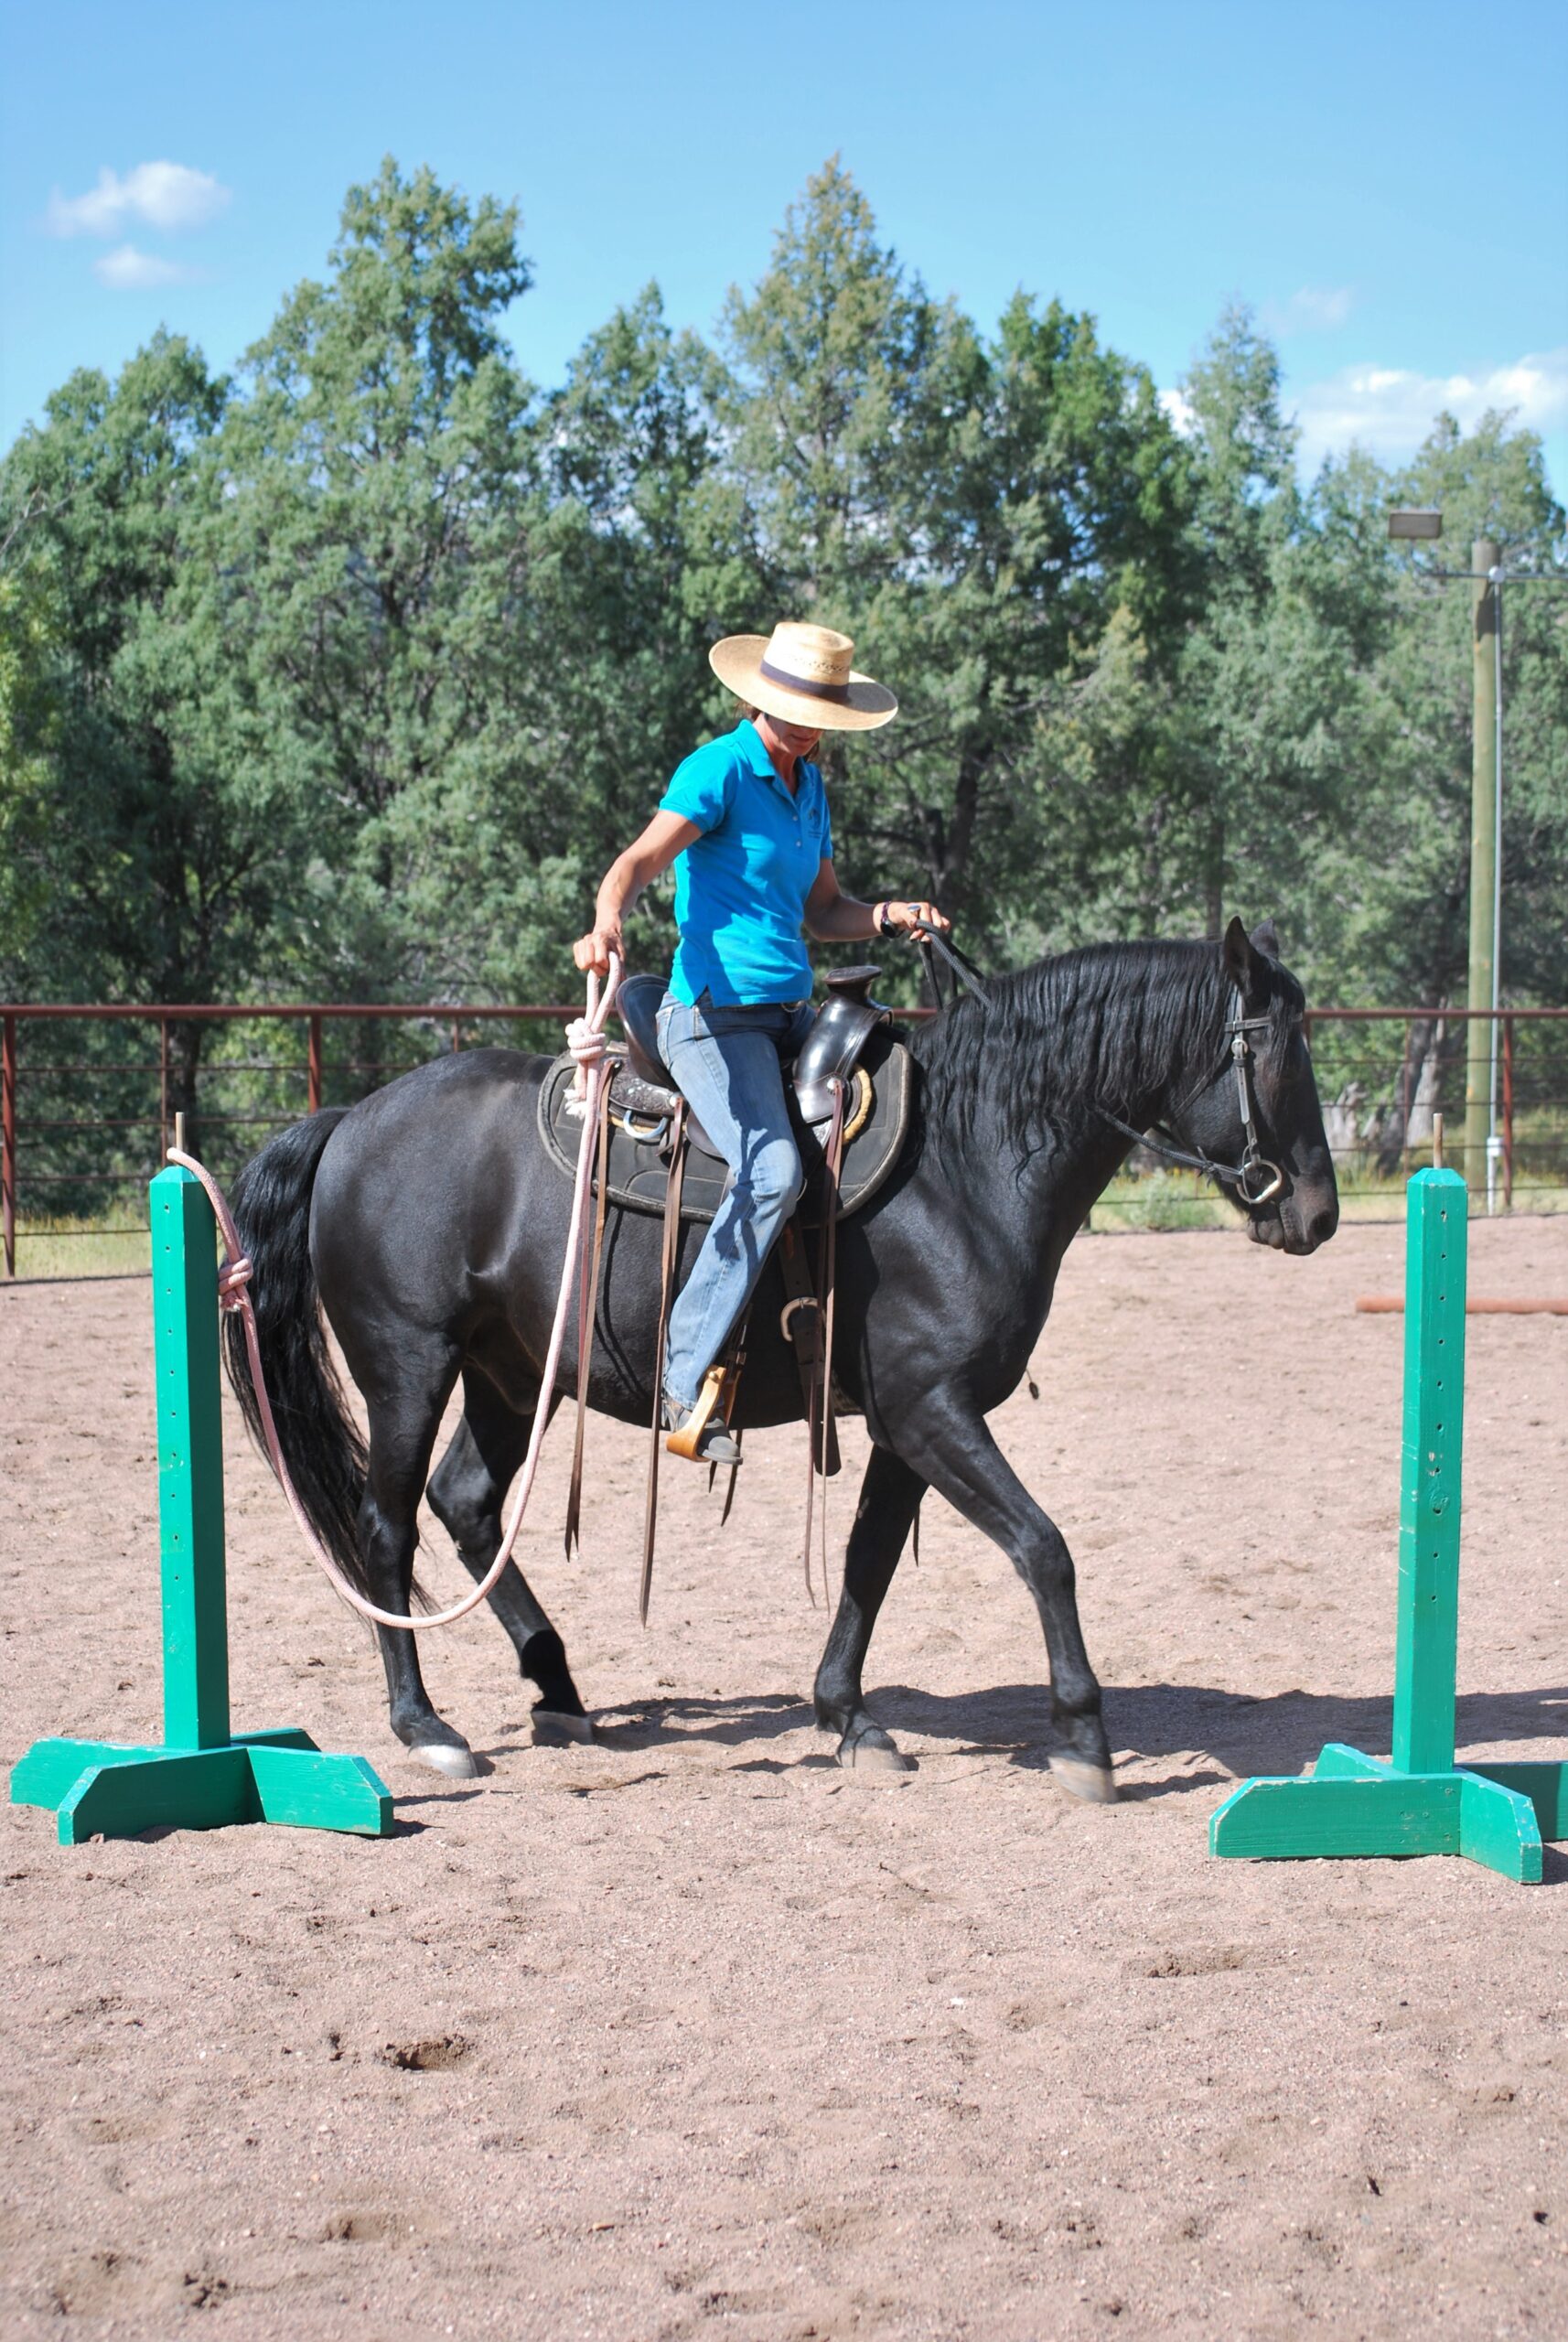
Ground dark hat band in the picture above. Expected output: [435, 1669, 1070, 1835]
[758, 655, 854, 706]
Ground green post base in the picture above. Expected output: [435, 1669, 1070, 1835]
[1209, 1743, 1568, 1885]
[10, 1729, 393, 1844]
[9, 1165, 395, 1850]
[1210, 1170, 1566, 1890]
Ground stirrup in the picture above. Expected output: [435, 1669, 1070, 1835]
[663, 1367, 742, 1466]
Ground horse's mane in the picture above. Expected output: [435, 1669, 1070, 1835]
[909, 938, 1237, 1170]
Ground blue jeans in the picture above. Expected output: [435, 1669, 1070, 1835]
[656, 990, 814, 1411]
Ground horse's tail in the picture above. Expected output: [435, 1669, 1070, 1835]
[220, 1109, 378, 1605]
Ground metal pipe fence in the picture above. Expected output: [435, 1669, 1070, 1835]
[2, 1001, 1565, 1277]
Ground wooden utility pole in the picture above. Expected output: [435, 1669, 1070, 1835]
[1465, 539, 1500, 1187]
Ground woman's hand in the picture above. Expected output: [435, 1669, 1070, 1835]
[573, 922, 624, 979]
[880, 897, 950, 939]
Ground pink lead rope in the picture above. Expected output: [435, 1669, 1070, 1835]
[168, 957, 623, 1632]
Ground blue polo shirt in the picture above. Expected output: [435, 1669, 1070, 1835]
[660, 720, 833, 1005]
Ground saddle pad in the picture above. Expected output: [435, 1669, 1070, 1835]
[537, 1026, 912, 1227]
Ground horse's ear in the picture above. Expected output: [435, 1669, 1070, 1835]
[1223, 915, 1268, 1008]
[1249, 917, 1281, 962]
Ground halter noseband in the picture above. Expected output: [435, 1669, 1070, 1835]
[1096, 987, 1286, 1209]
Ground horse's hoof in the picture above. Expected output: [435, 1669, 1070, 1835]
[532, 1708, 595, 1746]
[837, 1724, 916, 1778]
[408, 1739, 480, 1779]
[1049, 1753, 1118, 1804]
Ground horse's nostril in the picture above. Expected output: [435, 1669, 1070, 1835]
[1307, 1205, 1338, 1248]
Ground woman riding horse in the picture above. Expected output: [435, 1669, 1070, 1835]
[223, 694, 1339, 1789]
[573, 621, 949, 1467]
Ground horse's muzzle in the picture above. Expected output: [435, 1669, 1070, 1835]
[1250, 1180, 1339, 1255]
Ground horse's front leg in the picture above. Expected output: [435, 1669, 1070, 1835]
[888, 1390, 1114, 1802]
[813, 1445, 927, 1772]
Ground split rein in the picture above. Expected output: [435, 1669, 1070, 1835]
[168, 957, 626, 1633]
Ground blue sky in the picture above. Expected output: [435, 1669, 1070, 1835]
[4, 0, 1565, 496]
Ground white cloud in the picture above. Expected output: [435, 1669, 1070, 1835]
[1293, 349, 1568, 469]
[92, 243, 197, 291]
[48, 161, 230, 240]
[1262, 285, 1356, 336]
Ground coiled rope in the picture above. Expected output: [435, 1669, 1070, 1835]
[168, 957, 622, 1632]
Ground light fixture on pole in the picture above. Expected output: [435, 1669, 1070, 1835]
[1387, 508, 1444, 542]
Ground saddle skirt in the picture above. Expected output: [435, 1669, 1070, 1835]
[537, 1023, 912, 1228]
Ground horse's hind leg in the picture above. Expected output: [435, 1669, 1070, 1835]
[358, 1337, 479, 1778]
[426, 1370, 593, 1746]
[813, 1445, 926, 1774]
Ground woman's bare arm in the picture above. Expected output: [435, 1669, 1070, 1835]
[573, 811, 702, 977]
[804, 859, 949, 944]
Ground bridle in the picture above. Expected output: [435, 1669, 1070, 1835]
[904, 923, 1285, 1209]
[1096, 987, 1286, 1209]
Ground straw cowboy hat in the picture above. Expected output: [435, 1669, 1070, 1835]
[710, 620, 897, 733]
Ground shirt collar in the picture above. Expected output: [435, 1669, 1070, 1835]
[738, 718, 817, 798]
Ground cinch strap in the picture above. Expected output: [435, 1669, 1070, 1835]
[758, 656, 854, 705]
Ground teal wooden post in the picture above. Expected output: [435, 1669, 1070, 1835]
[153, 1169, 231, 1749]
[1391, 1171, 1464, 1775]
[9, 1166, 392, 1843]
[1210, 1166, 1565, 1885]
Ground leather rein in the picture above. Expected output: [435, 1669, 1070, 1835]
[909, 917, 996, 1011]
[1095, 988, 1286, 1209]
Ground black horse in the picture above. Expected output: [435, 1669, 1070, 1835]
[224, 918, 1337, 1800]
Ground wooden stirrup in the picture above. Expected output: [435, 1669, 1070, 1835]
[663, 1359, 727, 1461]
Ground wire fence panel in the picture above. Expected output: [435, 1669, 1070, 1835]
[0, 1004, 567, 1277]
[2, 1001, 1564, 1276]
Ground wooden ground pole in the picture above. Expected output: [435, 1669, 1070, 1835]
[1210, 1166, 1566, 1884]
[10, 1165, 392, 1843]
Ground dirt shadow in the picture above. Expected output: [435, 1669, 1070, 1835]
[871, 1678, 1568, 1778]
[587, 1691, 812, 1750]
[582, 1677, 1568, 1780]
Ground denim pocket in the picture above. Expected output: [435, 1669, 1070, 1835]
[658, 997, 703, 1057]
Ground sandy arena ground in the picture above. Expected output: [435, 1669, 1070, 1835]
[3, 1215, 1567, 2342]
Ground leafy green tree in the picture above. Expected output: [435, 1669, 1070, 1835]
[204, 157, 547, 997]
[0, 338, 308, 1119]
[702, 158, 1197, 978]
[4, 150, 1562, 1091]
[0, 558, 64, 976]
[0, 332, 352, 1174]
[1031, 307, 1402, 973]
[1267, 414, 1566, 1024]
[514, 287, 727, 986]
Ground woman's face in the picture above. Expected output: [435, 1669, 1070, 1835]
[759, 712, 823, 760]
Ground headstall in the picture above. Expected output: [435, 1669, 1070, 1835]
[1096, 987, 1286, 1209]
